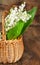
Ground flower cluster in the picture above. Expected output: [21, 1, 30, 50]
[5, 2, 31, 31]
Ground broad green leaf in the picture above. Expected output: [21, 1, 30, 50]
[20, 7, 37, 35]
[6, 20, 25, 39]
[6, 7, 37, 40]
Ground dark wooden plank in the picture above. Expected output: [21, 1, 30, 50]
[0, 0, 40, 65]
[23, 26, 40, 58]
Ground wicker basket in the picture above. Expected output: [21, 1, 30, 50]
[0, 10, 24, 63]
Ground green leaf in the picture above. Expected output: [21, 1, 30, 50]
[20, 7, 37, 35]
[6, 20, 25, 39]
[6, 7, 37, 40]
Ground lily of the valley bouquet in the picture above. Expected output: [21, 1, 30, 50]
[5, 2, 37, 40]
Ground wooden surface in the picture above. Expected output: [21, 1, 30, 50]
[0, 0, 40, 65]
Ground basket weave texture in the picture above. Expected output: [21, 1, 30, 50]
[0, 11, 24, 63]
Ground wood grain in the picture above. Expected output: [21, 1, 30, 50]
[0, 0, 40, 65]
